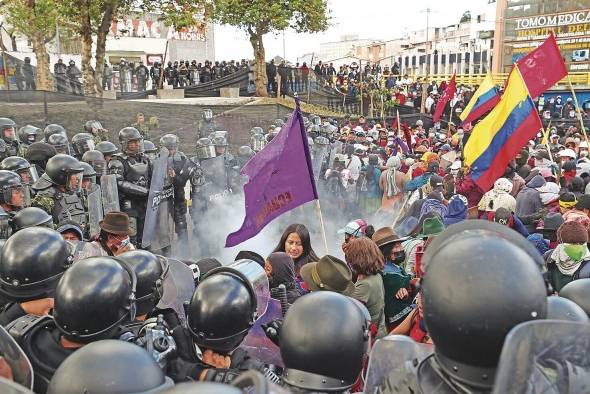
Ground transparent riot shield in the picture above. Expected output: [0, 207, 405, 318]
[365, 335, 434, 394]
[0, 378, 33, 394]
[329, 140, 343, 169]
[100, 174, 120, 214]
[142, 147, 174, 251]
[199, 155, 232, 204]
[0, 326, 34, 390]
[86, 184, 103, 239]
[229, 259, 270, 319]
[311, 136, 330, 180]
[156, 258, 195, 321]
[239, 298, 283, 367]
[493, 320, 590, 394]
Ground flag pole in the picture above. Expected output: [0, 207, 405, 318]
[314, 199, 329, 255]
[567, 76, 588, 141]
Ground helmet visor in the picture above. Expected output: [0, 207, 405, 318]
[66, 172, 83, 193]
[2, 126, 16, 141]
[126, 138, 144, 155]
[4, 185, 25, 208]
[17, 168, 36, 186]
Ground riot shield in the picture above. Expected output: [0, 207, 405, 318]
[86, 184, 103, 238]
[239, 298, 283, 367]
[493, 320, 590, 394]
[0, 326, 34, 390]
[364, 335, 433, 394]
[0, 379, 33, 394]
[329, 140, 343, 169]
[199, 155, 232, 205]
[311, 137, 330, 180]
[229, 259, 270, 318]
[143, 147, 174, 251]
[156, 258, 195, 321]
[100, 174, 120, 214]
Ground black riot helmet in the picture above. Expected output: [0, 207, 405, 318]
[81, 149, 106, 177]
[187, 267, 257, 354]
[44, 154, 84, 191]
[143, 140, 157, 160]
[43, 124, 67, 142]
[159, 133, 178, 152]
[0, 118, 16, 143]
[0, 156, 35, 185]
[421, 220, 547, 390]
[53, 256, 137, 343]
[118, 127, 144, 156]
[195, 137, 216, 159]
[212, 135, 228, 147]
[47, 340, 174, 394]
[11, 207, 53, 232]
[280, 292, 371, 392]
[117, 250, 169, 316]
[546, 295, 589, 323]
[24, 142, 56, 171]
[79, 161, 96, 186]
[47, 133, 69, 155]
[17, 125, 42, 145]
[0, 227, 72, 302]
[95, 140, 118, 157]
[71, 132, 95, 156]
[83, 120, 105, 135]
[0, 170, 25, 208]
[237, 145, 254, 159]
[560, 279, 590, 318]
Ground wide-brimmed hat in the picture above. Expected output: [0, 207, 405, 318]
[300, 255, 355, 296]
[99, 211, 136, 236]
[417, 216, 445, 238]
[372, 227, 409, 248]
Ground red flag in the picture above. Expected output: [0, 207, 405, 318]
[432, 73, 456, 122]
[516, 32, 567, 99]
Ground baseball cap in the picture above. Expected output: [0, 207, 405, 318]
[337, 219, 367, 238]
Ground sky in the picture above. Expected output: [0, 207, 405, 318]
[214, 0, 480, 62]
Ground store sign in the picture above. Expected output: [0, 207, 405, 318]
[110, 18, 206, 41]
[515, 10, 590, 30]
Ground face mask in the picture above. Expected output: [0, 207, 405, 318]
[392, 251, 406, 265]
[564, 243, 587, 261]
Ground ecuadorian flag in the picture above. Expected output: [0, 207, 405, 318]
[460, 73, 500, 125]
[464, 65, 543, 192]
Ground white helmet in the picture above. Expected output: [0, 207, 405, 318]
[558, 148, 577, 159]
[450, 160, 462, 170]
[579, 141, 588, 149]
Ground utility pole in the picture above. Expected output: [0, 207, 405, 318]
[420, 7, 432, 113]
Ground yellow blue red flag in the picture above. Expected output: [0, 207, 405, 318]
[464, 65, 543, 192]
[459, 73, 500, 125]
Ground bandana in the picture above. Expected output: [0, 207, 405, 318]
[559, 199, 577, 209]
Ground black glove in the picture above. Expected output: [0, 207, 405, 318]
[261, 318, 282, 347]
[171, 325, 198, 362]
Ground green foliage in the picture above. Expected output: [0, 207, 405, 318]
[3, 0, 60, 43]
[460, 10, 471, 23]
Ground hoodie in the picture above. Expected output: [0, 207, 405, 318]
[444, 195, 468, 226]
[515, 175, 545, 233]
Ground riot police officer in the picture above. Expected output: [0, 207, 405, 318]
[371, 220, 548, 393]
[66, 59, 82, 95]
[169, 266, 259, 383]
[237, 145, 254, 169]
[0, 156, 36, 188]
[143, 140, 158, 161]
[117, 250, 169, 321]
[279, 292, 371, 393]
[31, 154, 86, 230]
[24, 142, 56, 176]
[17, 125, 42, 156]
[119, 58, 132, 93]
[0, 118, 20, 161]
[43, 124, 67, 143]
[135, 60, 149, 91]
[79, 161, 97, 192]
[7, 256, 137, 393]
[198, 109, 216, 138]
[0, 227, 71, 326]
[165, 61, 178, 88]
[160, 134, 190, 247]
[47, 340, 174, 394]
[71, 132, 95, 160]
[83, 120, 109, 145]
[150, 61, 162, 89]
[95, 140, 118, 163]
[81, 150, 107, 181]
[47, 133, 70, 155]
[0, 170, 26, 216]
[11, 206, 53, 232]
[108, 127, 151, 246]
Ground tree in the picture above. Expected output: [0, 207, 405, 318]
[211, 0, 330, 97]
[460, 11, 471, 23]
[2, 0, 60, 91]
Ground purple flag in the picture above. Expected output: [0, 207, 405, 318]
[225, 99, 318, 247]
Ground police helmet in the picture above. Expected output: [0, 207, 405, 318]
[47, 134, 69, 154]
[0, 157, 34, 185]
[0, 118, 16, 142]
[160, 133, 178, 151]
[17, 125, 42, 145]
[24, 142, 56, 168]
[11, 207, 53, 232]
[44, 154, 84, 187]
[196, 137, 216, 159]
[79, 161, 96, 184]
[421, 220, 547, 389]
[280, 292, 371, 392]
[54, 256, 137, 343]
[43, 124, 67, 142]
[118, 127, 144, 155]
[47, 340, 174, 394]
[0, 170, 24, 207]
[212, 135, 228, 147]
[81, 150, 106, 177]
[117, 250, 169, 316]
[187, 267, 257, 354]
[0, 227, 71, 302]
[559, 279, 590, 318]
[238, 145, 254, 159]
[95, 141, 118, 156]
[83, 120, 104, 134]
[71, 133, 95, 156]
[546, 295, 589, 323]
